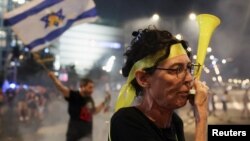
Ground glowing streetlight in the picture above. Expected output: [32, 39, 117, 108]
[102, 56, 116, 72]
[19, 55, 24, 60]
[152, 13, 160, 21]
[119, 69, 122, 75]
[222, 59, 227, 64]
[175, 34, 182, 40]
[187, 47, 192, 52]
[209, 55, 214, 60]
[217, 75, 222, 82]
[207, 47, 212, 53]
[212, 77, 217, 82]
[189, 13, 197, 21]
[193, 55, 197, 60]
[203, 66, 210, 74]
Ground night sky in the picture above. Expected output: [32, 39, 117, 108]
[94, 0, 250, 79]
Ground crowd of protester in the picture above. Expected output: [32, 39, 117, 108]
[0, 84, 61, 140]
[0, 82, 249, 140]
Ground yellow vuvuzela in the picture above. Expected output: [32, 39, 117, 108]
[194, 14, 221, 80]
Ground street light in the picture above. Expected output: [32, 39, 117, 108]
[152, 13, 160, 22]
[175, 34, 182, 40]
[193, 55, 197, 60]
[189, 13, 197, 21]
[209, 55, 215, 60]
[222, 59, 227, 64]
[102, 55, 116, 72]
[207, 47, 212, 53]
[187, 47, 192, 52]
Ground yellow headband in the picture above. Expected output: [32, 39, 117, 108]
[115, 43, 187, 111]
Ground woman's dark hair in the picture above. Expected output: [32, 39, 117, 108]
[122, 27, 191, 96]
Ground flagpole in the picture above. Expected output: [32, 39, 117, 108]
[3, 0, 15, 82]
[32, 53, 50, 72]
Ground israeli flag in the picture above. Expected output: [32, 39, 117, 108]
[4, 0, 98, 52]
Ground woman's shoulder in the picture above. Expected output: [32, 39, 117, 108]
[111, 107, 146, 123]
[112, 107, 140, 117]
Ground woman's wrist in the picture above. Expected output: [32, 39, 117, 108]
[193, 106, 208, 122]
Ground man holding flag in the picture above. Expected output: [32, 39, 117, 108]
[4, 0, 101, 141]
[48, 71, 110, 141]
[4, 0, 98, 52]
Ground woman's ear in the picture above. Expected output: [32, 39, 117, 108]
[135, 70, 150, 88]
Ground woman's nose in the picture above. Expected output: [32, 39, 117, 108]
[185, 71, 194, 85]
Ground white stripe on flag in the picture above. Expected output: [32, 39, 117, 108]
[4, 0, 98, 52]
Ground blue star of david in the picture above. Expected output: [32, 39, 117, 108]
[41, 9, 65, 28]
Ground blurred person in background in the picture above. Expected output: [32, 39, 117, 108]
[48, 72, 110, 141]
[27, 89, 38, 121]
[16, 85, 29, 122]
[241, 88, 250, 119]
[208, 89, 217, 117]
[0, 89, 4, 132]
[0, 89, 3, 115]
[0, 89, 3, 136]
[2, 88, 20, 139]
[220, 89, 230, 117]
[5, 88, 16, 109]
[109, 27, 208, 141]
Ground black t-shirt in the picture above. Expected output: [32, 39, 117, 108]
[65, 90, 95, 122]
[65, 90, 95, 139]
[109, 107, 185, 141]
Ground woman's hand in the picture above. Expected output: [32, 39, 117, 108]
[189, 79, 209, 120]
[194, 79, 209, 106]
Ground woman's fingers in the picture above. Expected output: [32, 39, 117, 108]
[193, 79, 209, 106]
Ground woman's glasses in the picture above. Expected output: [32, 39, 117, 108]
[155, 63, 201, 78]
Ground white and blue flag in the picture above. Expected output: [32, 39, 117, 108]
[4, 0, 98, 52]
